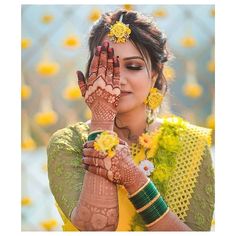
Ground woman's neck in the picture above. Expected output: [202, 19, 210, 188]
[114, 105, 147, 143]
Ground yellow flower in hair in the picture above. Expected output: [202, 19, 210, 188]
[94, 131, 119, 158]
[108, 21, 131, 43]
[145, 88, 163, 110]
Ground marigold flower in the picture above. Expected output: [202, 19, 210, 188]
[183, 83, 203, 98]
[40, 219, 58, 231]
[63, 86, 82, 100]
[181, 36, 197, 48]
[159, 134, 180, 152]
[139, 133, 153, 149]
[94, 131, 119, 158]
[21, 196, 32, 206]
[207, 60, 215, 73]
[21, 38, 32, 49]
[152, 164, 171, 182]
[206, 114, 215, 129]
[41, 14, 54, 24]
[152, 9, 167, 18]
[88, 8, 101, 22]
[21, 137, 36, 150]
[163, 66, 175, 81]
[21, 85, 32, 100]
[123, 4, 133, 11]
[36, 61, 59, 77]
[34, 111, 58, 126]
[108, 21, 131, 43]
[63, 35, 80, 48]
[145, 88, 163, 110]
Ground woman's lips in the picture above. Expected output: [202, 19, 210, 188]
[120, 91, 131, 97]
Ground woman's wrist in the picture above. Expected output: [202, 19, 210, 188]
[124, 166, 148, 195]
[90, 119, 114, 132]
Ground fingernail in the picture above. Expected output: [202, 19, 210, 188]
[95, 46, 101, 56]
[108, 47, 114, 59]
[76, 71, 82, 79]
[103, 41, 109, 47]
[114, 56, 120, 66]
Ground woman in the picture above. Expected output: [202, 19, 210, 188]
[47, 9, 214, 231]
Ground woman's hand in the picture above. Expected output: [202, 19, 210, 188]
[76, 41, 121, 128]
[82, 139, 142, 188]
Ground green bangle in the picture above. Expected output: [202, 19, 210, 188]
[139, 196, 168, 224]
[87, 131, 103, 141]
[129, 180, 159, 209]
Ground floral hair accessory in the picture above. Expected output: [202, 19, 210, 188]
[108, 14, 131, 43]
[94, 131, 119, 158]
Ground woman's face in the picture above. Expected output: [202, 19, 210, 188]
[101, 36, 155, 114]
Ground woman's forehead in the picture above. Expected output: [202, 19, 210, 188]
[101, 35, 143, 59]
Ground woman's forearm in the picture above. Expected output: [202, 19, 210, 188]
[71, 171, 119, 231]
[71, 123, 119, 231]
[125, 169, 192, 231]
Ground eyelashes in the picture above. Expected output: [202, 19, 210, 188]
[126, 65, 143, 70]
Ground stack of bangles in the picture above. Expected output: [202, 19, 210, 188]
[87, 131, 169, 227]
[128, 178, 169, 227]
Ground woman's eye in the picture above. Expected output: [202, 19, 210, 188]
[126, 65, 143, 70]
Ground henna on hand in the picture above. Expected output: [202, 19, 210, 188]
[77, 41, 121, 125]
[82, 140, 146, 189]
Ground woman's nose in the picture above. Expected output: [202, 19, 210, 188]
[119, 69, 127, 85]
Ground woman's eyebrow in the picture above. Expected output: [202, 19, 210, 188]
[123, 56, 144, 61]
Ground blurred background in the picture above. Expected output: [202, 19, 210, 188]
[21, 4, 215, 231]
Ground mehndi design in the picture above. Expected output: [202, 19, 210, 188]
[77, 41, 121, 125]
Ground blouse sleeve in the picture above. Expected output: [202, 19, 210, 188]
[183, 144, 215, 231]
[47, 122, 88, 219]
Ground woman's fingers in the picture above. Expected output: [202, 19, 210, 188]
[76, 71, 87, 97]
[83, 157, 106, 168]
[87, 46, 101, 86]
[113, 57, 120, 88]
[84, 165, 108, 179]
[83, 147, 107, 159]
[97, 41, 109, 78]
[106, 47, 114, 85]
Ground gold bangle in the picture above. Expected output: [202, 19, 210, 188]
[128, 178, 150, 198]
[145, 207, 170, 228]
[136, 193, 161, 213]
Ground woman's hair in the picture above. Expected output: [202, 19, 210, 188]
[85, 9, 171, 93]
